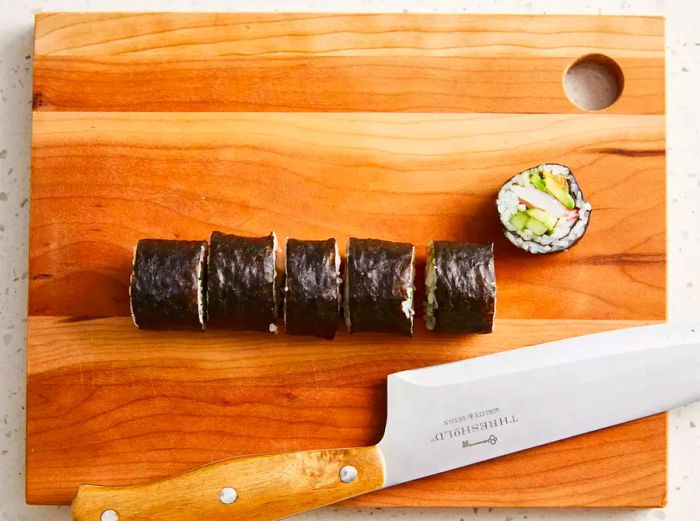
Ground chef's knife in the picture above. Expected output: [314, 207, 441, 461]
[72, 323, 700, 521]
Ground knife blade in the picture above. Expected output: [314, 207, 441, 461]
[379, 322, 700, 486]
[72, 324, 700, 521]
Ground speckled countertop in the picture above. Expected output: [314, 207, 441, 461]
[1, 1, 698, 520]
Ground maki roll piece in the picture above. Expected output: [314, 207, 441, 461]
[207, 231, 278, 333]
[497, 163, 592, 254]
[284, 238, 341, 339]
[130, 239, 208, 331]
[344, 238, 415, 336]
[424, 241, 496, 334]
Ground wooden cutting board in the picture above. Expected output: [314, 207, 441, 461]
[27, 13, 666, 508]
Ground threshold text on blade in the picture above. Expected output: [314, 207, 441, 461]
[431, 411, 519, 444]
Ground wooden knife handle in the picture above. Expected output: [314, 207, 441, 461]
[72, 446, 385, 521]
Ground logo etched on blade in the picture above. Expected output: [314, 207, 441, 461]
[462, 434, 498, 448]
[431, 413, 519, 443]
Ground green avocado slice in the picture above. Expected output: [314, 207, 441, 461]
[529, 172, 546, 191]
[543, 172, 576, 210]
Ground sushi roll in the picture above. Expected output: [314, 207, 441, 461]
[344, 238, 415, 336]
[207, 231, 278, 332]
[284, 238, 341, 339]
[129, 239, 208, 331]
[424, 241, 496, 334]
[497, 163, 592, 254]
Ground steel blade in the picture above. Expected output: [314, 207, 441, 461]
[377, 323, 700, 487]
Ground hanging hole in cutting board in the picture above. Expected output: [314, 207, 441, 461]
[563, 54, 624, 111]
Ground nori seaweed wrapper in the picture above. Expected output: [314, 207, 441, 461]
[284, 238, 340, 339]
[129, 239, 208, 331]
[207, 231, 278, 332]
[425, 241, 495, 333]
[344, 238, 415, 336]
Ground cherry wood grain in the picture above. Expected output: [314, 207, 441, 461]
[34, 13, 663, 59]
[30, 111, 665, 320]
[72, 446, 385, 521]
[32, 13, 664, 114]
[27, 317, 665, 507]
[28, 12, 667, 510]
[32, 55, 664, 114]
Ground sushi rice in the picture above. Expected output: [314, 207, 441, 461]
[402, 245, 416, 327]
[129, 244, 138, 328]
[283, 237, 289, 330]
[270, 231, 278, 334]
[343, 242, 351, 331]
[196, 242, 207, 330]
[424, 242, 438, 331]
[335, 239, 342, 314]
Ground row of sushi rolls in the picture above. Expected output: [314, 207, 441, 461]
[130, 163, 592, 338]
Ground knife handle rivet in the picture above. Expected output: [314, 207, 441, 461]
[101, 510, 118, 521]
[219, 487, 238, 505]
[339, 465, 358, 484]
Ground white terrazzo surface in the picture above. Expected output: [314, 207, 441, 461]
[1, 1, 698, 520]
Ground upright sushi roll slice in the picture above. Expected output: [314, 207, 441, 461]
[129, 239, 208, 331]
[424, 241, 495, 334]
[207, 231, 278, 332]
[284, 238, 341, 339]
[497, 163, 592, 254]
[344, 238, 415, 336]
